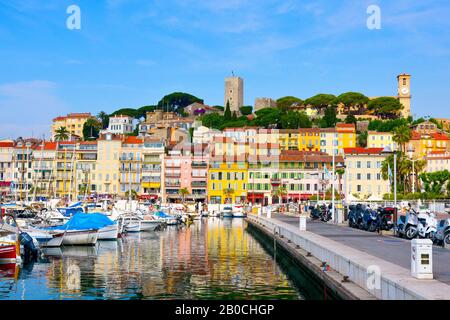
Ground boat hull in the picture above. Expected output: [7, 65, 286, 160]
[0, 244, 17, 264]
[124, 222, 141, 233]
[62, 230, 99, 246]
[98, 224, 119, 240]
[139, 221, 161, 232]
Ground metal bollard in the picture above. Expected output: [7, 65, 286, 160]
[299, 215, 306, 231]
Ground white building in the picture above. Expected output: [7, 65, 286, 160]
[192, 126, 222, 145]
[103, 115, 134, 135]
[425, 151, 450, 173]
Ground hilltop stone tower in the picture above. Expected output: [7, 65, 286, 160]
[224, 76, 244, 114]
[397, 73, 411, 118]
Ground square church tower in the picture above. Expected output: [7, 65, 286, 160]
[397, 73, 411, 118]
[224, 76, 244, 114]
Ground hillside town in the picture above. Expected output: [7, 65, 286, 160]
[1, 73, 449, 205]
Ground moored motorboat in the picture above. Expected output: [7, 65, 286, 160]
[221, 206, 233, 218]
[25, 228, 64, 247]
[98, 223, 119, 240]
[0, 224, 20, 264]
[62, 229, 99, 246]
[232, 206, 247, 218]
[139, 219, 162, 231]
[120, 216, 141, 233]
[0, 243, 18, 264]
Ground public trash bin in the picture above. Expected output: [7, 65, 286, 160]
[411, 239, 433, 280]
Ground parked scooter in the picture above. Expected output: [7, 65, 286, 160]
[435, 218, 450, 247]
[417, 211, 438, 240]
[396, 205, 419, 240]
[348, 204, 365, 228]
[361, 206, 378, 232]
[375, 207, 395, 232]
[309, 205, 320, 220]
[320, 204, 332, 222]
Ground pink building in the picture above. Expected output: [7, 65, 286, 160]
[163, 143, 209, 203]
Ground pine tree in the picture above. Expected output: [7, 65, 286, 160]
[232, 111, 238, 120]
[224, 100, 232, 120]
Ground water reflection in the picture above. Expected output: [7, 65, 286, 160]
[0, 218, 322, 300]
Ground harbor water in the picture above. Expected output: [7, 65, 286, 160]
[0, 218, 330, 300]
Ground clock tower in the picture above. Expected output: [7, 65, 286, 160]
[397, 73, 411, 118]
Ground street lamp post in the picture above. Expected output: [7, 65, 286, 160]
[408, 148, 418, 194]
[332, 139, 336, 223]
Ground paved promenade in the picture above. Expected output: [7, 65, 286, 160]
[272, 213, 450, 285]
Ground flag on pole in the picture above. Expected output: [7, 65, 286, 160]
[324, 165, 330, 179]
[388, 163, 393, 185]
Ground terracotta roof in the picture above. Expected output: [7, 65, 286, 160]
[429, 150, 446, 155]
[279, 150, 344, 163]
[79, 141, 97, 145]
[433, 132, 450, 140]
[53, 113, 92, 122]
[123, 136, 143, 145]
[344, 147, 385, 155]
[42, 142, 58, 150]
[336, 123, 355, 128]
[367, 131, 392, 135]
[67, 112, 92, 118]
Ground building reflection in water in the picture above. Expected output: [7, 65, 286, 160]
[5, 219, 302, 300]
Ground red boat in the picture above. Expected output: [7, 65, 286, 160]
[0, 243, 18, 264]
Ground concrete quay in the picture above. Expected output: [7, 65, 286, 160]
[246, 214, 450, 300]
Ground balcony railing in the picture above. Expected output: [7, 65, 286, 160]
[192, 162, 208, 168]
[165, 182, 180, 187]
[191, 181, 207, 187]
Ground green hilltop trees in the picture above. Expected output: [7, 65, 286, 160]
[157, 92, 203, 114]
[304, 94, 336, 114]
[367, 97, 403, 119]
[276, 96, 303, 112]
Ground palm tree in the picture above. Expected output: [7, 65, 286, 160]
[336, 168, 345, 199]
[125, 189, 138, 200]
[97, 111, 110, 129]
[54, 126, 70, 141]
[393, 125, 412, 154]
[272, 186, 287, 204]
[224, 188, 235, 204]
[179, 188, 190, 203]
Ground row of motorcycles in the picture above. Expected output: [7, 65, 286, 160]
[309, 204, 332, 222]
[348, 204, 394, 232]
[347, 203, 450, 246]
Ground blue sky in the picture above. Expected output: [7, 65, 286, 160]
[1, 0, 450, 138]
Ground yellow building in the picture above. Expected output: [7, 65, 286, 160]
[54, 141, 77, 199]
[52, 113, 93, 140]
[320, 124, 357, 155]
[119, 136, 143, 198]
[207, 137, 248, 204]
[367, 131, 397, 151]
[94, 133, 122, 199]
[407, 121, 450, 158]
[278, 128, 321, 152]
[344, 147, 390, 201]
